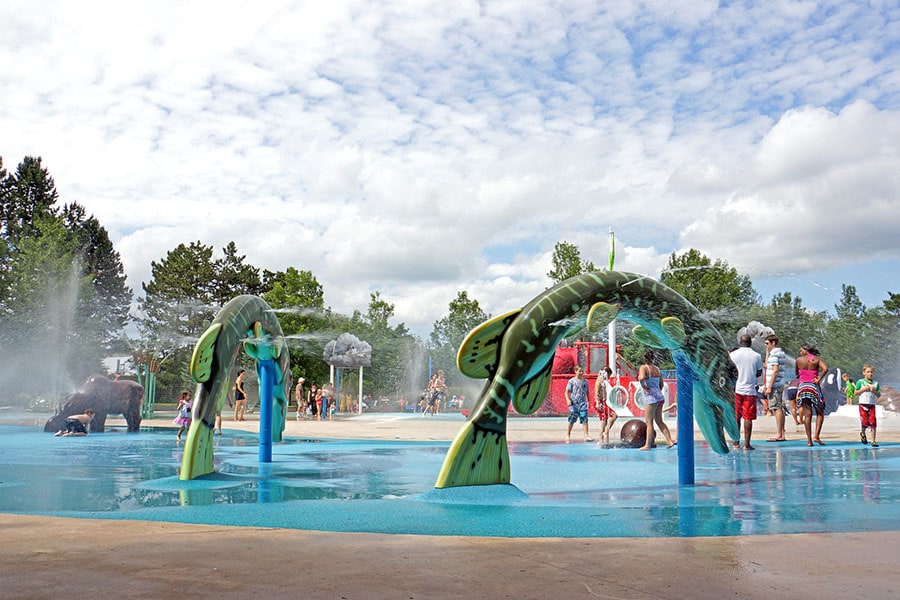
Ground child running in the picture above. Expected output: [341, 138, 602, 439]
[174, 390, 192, 441]
[854, 364, 881, 447]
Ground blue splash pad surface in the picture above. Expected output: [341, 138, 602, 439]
[0, 424, 897, 537]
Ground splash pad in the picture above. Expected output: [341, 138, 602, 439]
[1, 414, 897, 538]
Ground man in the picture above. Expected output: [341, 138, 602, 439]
[764, 334, 788, 442]
[294, 377, 306, 420]
[565, 366, 593, 443]
[53, 409, 94, 436]
[729, 334, 763, 450]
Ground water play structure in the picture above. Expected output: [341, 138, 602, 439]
[180, 295, 291, 480]
[43, 375, 144, 433]
[544, 340, 676, 417]
[434, 270, 740, 488]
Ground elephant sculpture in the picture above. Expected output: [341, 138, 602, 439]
[44, 375, 144, 433]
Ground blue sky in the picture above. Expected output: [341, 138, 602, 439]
[1, 1, 898, 337]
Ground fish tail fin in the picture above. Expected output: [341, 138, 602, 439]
[180, 420, 214, 479]
[434, 421, 510, 488]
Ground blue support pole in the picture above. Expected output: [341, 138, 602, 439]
[674, 354, 695, 486]
[258, 359, 275, 463]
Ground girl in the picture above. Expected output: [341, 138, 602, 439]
[173, 390, 192, 441]
[594, 366, 618, 446]
[637, 350, 675, 450]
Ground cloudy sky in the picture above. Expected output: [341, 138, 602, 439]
[2, 1, 898, 337]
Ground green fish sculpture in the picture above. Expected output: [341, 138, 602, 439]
[434, 271, 738, 488]
[180, 295, 291, 480]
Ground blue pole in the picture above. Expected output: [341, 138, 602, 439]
[674, 354, 695, 486]
[258, 359, 274, 463]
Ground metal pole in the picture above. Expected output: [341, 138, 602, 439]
[258, 359, 274, 463]
[358, 366, 364, 414]
[674, 354, 695, 485]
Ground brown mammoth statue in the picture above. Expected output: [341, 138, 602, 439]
[44, 375, 144, 433]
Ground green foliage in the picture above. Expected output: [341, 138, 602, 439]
[749, 292, 826, 359]
[429, 291, 490, 384]
[262, 267, 329, 387]
[0, 156, 131, 403]
[661, 249, 757, 313]
[548, 241, 597, 284]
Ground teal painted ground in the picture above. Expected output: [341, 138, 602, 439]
[0, 424, 897, 537]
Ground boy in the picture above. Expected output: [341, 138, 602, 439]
[854, 364, 881, 447]
[565, 366, 592, 443]
[842, 372, 854, 406]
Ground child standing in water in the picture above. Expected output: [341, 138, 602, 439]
[854, 364, 881, 447]
[174, 390, 192, 441]
[594, 366, 618, 446]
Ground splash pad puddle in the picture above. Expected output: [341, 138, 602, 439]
[0, 423, 897, 538]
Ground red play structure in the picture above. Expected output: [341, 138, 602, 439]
[534, 340, 677, 418]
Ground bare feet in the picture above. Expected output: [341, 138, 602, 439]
[638, 446, 651, 451]
[814, 439, 825, 446]
[584, 438, 594, 442]
[743, 445, 755, 450]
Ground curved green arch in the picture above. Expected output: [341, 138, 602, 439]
[180, 295, 290, 480]
[435, 271, 739, 488]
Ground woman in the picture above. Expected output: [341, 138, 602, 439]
[795, 344, 828, 446]
[306, 383, 319, 419]
[637, 350, 675, 450]
[233, 370, 247, 422]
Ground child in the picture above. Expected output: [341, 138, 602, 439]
[594, 366, 618, 446]
[854, 365, 881, 447]
[842, 372, 854, 406]
[174, 390, 192, 441]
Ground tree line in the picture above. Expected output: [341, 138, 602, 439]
[2, 155, 897, 408]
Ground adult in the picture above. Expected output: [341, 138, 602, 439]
[432, 370, 447, 415]
[795, 344, 828, 446]
[565, 366, 592, 443]
[729, 334, 763, 450]
[306, 383, 319, 419]
[53, 410, 94, 437]
[637, 350, 675, 450]
[594, 366, 618, 446]
[763, 334, 788, 442]
[294, 377, 306, 419]
[233, 369, 247, 422]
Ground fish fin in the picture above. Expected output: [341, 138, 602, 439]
[434, 421, 510, 488]
[586, 301, 619, 331]
[632, 318, 686, 350]
[457, 309, 521, 379]
[660, 316, 687, 347]
[688, 367, 740, 455]
[180, 419, 215, 479]
[189, 323, 221, 383]
[512, 367, 553, 414]
[632, 324, 666, 348]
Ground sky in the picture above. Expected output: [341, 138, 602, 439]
[2, 1, 899, 338]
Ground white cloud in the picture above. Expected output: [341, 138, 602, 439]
[2, 1, 898, 338]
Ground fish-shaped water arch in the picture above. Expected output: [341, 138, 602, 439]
[435, 271, 739, 488]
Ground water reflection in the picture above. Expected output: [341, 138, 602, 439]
[0, 425, 897, 537]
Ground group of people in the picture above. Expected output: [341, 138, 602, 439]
[730, 333, 882, 449]
[422, 370, 447, 416]
[291, 379, 338, 421]
[563, 333, 885, 452]
[565, 350, 675, 448]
